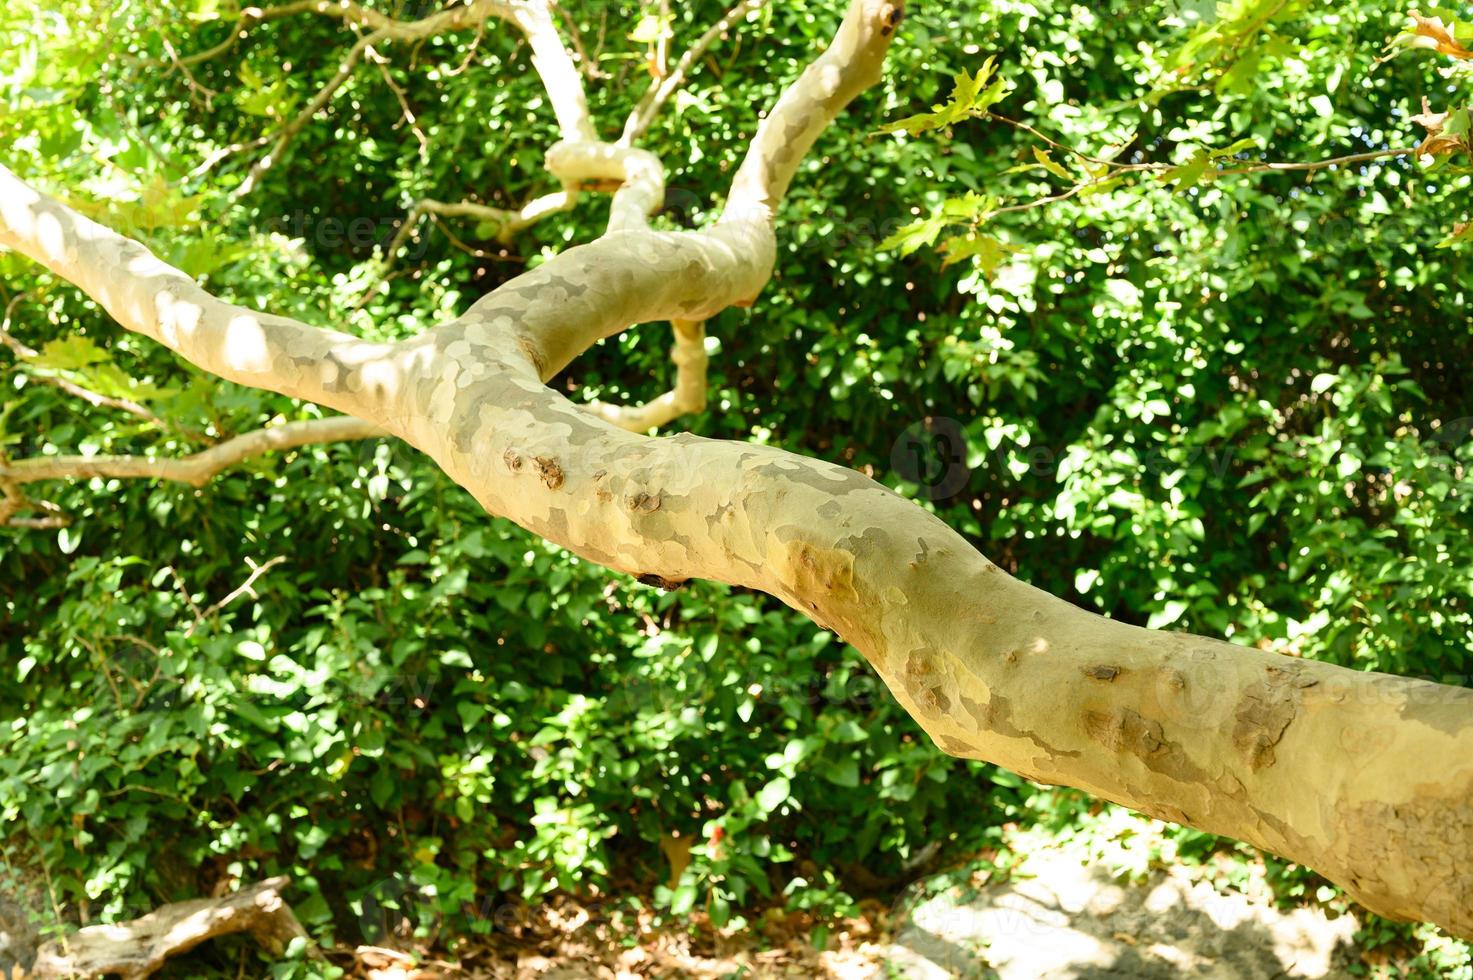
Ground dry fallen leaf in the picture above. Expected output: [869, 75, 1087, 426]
[1409, 13, 1473, 60]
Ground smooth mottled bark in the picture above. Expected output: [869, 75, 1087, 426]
[1, 0, 1470, 939]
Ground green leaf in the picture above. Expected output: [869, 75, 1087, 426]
[1032, 146, 1072, 180]
[878, 58, 1007, 134]
[30, 335, 107, 370]
[939, 233, 1021, 274]
[669, 882, 698, 916]
[824, 759, 860, 788]
[756, 777, 790, 814]
[1157, 149, 1213, 189]
[878, 214, 947, 255]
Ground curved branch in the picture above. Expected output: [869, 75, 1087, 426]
[377, 189, 578, 272]
[225, 0, 594, 193]
[0, 165, 398, 423]
[585, 319, 707, 432]
[0, 416, 384, 489]
[0, 482, 69, 528]
[725, 0, 901, 218]
[7, 0, 1471, 942]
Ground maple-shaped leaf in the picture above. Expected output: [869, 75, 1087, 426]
[1157, 148, 1213, 189]
[30, 335, 108, 371]
[878, 58, 1007, 135]
[939, 233, 1021, 274]
[878, 214, 948, 255]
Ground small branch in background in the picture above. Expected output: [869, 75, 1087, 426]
[585, 319, 708, 432]
[0, 416, 384, 490]
[185, 555, 288, 637]
[445, 15, 489, 76]
[164, 564, 207, 623]
[160, 38, 218, 110]
[0, 479, 70, 529]
[547, 0, 607, 79]
[621, 0, 765, 144]
[367, 40, 431, 160]
[234, 29, 384, 198]
[0, 417, 383, 530]
[370, 191, 572, 281]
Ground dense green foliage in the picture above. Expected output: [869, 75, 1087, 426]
[2, 0, 1471, 974]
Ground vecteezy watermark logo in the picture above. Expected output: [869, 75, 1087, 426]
[265, 210, 431, 261]
[891, 416, 971, 501]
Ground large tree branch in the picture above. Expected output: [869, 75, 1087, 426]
[0, 167, 403, 422]
[4, 0, 1471, 942]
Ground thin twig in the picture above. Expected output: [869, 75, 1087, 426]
[184, 556, 287, 636]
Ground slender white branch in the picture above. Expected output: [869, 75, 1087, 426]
[378, 189, 579, 270]
[185, 556, 288, 636]
[0, 417, 384, 489]
[586, 319, 707, 431]
[725, 0, 901, 219]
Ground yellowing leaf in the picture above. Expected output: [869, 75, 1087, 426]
[1437, 220, 1473, 248]
[1032, 146, 1072, 180]
[31, 335, 107, 371]
[1407, 12, 1473, 60]
[939, 233, 1022, 274]
[878, 58, 1007, 135]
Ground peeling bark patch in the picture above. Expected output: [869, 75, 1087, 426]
[533, 456, 564, 490]
[1395, 678, 1473, 736]
[628, 491, 661, 512]
[783, 539, 859, 605]
[1086, 708, 1161, 754]
[503, 449, 523, 471]
[939, 735, 976, 757]
[1084, 665, 1122, 681]
[959, 694, 1074, 758]
[1339, 792, 1473, 934]
[901, 652, 936, 713]
[753, 458, 878, 497]
[1231, 665, 1313, 770]
[1083, 708, 1207, 785]
[515, 334, 547, 379]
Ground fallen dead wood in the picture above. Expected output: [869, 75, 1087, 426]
[29, 877, 307, 979]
